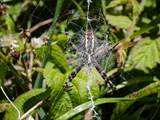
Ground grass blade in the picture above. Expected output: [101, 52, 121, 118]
[56, 97, 134, 120]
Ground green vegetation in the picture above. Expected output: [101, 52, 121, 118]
[0, 0, 160, 120]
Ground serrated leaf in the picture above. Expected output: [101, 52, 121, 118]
[4, 89, 46, 120]
[35, 46, 47, 60]
[106, 15, 132, 29]
[50, 44, 69, 73]
[71, 67, 104, 102]
[48, 67, 105, 119]
[111, 81, 160, 120]
[44, 65, 71, 119]
[43, 62, 68, 119]
[44, 65, 82, 120]
[43, 62, 55, 80]
[44, 62, 65, 99]
[125, 37, 160, 73]
[36, 44, 69, 73]
[49, 93, 73, 119]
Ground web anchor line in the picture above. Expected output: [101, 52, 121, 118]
[86, 84, 101, 120]
[86, 0, 92, 30]
[63, 0, 116, 119]
[85, 1, 102, 119]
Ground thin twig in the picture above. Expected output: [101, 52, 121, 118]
[29, 18, 52, 34]
[20, 100, 43, 120]
[27, 51, 34, 89]
[21, 0, 32, 8]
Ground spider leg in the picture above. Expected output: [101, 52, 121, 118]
[69, 41, 88, 57]
[93, 43, 110, 59]
[93, 42, 119, 59]
[64, 64, 84, 90]
[94, 63, 116, 91]
[68, 41, 79, 52]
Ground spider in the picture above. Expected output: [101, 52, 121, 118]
[64, 29, 116, 91]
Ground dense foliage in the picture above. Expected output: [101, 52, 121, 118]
[0, 0, 160, 120]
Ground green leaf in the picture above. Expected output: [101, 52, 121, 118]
[44, 65, 73, 119]
[132, 0, 142, 17]
[48, 67, 105, 119]
[8, 3, 21, 21]
[111, 81, 160, 120]
[49, 93, 73, 120]
[106, 0, 128, 9]
[43, 62, 67, 119]
[71, 67, 105, 102]
[5, 15, 15, 32]
[43, 62, 55, 80]
[52, 34, 68, 45]
[106, 15, 132, 29]
[5, 4, 21, 33]
[50, 44, 69, 73]
[35, 46, 47, 60]
[36, 44, 69, 73]
[56, 97, 134, 120]
[44, 62, 65, 99]
[125, 37, 160, 73]
[34, 0, 64, 88]
[130, 15, 160, 39]
[4, 89, 46, 120]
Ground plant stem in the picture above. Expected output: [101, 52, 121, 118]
[0, 52, 28, 91]
[34, 0, 64, 88]
[20, 100, 43, 120]
[71, 0, 85, 17]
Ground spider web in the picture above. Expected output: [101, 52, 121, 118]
[2, 0, 150, 120]
[63, 1, 117, 119]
